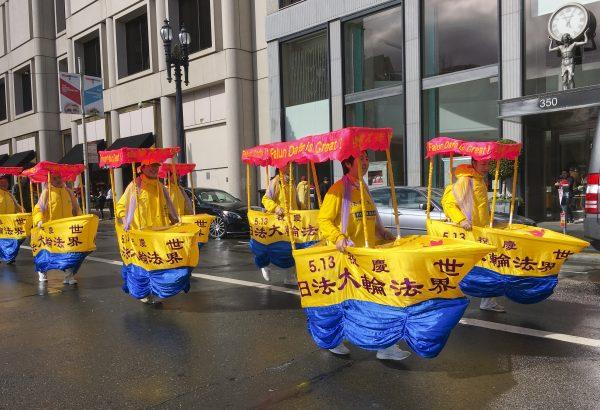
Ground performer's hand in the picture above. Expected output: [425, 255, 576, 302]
[459, 220, 472, 231]
[336, 236, 348, 252]
[275, 206, 285, 217]
[37, 221, 42, 228]
[381, 229, 395, 241]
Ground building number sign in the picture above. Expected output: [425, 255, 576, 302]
[538, 96, 559, 109]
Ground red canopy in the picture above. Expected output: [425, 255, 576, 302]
[99, 147, 180, 168]
[242, 127, 392, 168]
[0, 167, 23, 176]
[22, 161, 85, 183]
[158, 163, 196, 178]
[425, 137, 522, 161]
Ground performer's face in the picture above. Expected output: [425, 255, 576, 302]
[51, 174, 63, 187]
[142, 163, 160, 179]
[472, 159, 490, 175]
[352, 152, 369, 177]
[0, 178, 8, 190]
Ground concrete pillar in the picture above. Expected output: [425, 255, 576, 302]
[110, 110, 124, 197]
[501, 0, 523, 143]
[267, 41, 281, 142]
[105, 17, 117, 87]
[160, 96, 177, 148]
[329, 20, 344, 182]
[224, 77, 244, 198]
[155, 0, 167, 72]
[38, 130, 61, 161]
[404, 0, 422, 186]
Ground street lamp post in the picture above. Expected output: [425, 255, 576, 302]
[160, 19, 191, 181]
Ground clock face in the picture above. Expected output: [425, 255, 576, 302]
[548, 3, 589, 41]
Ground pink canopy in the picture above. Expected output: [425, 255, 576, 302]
[99, 147, 180, 168]
[242, 127, 392, 168]
[158, 163, 196, 178]
[0, 167, 24, 176]
[426, 137, 522, 161]
[22, 162, 85, 183]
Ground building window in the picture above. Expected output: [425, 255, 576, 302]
[119, 12, 150, 77]
[58, 57, 68, 73]
[344, 6, 403, 94]
[422, 0, 498, 77]
[83, 36, 102, 77]
[422, 77, 499, 186]
[14, 65, 32, 115]
[524, 0, 600, 94]
[281, 29, 329, 140]
[179, 0, 212, 53]
[346, 94, 405, 185]
[0, 78, 6, 121]
[55, 0, 66, 33]
[279, 0, 304, 8]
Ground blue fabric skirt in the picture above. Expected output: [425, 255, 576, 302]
[305, 298, 469, 358]
[0, 238, 23, 262]
[34, 249, 89, 274]
[249, 239, 318, 269]
[460, 266, 558, 304]
[121, 263, 192, 299]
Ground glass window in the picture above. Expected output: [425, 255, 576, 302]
[346, 94, 405, 185]
[0, 78, 5, 121]
[422, 77, 499, 186]
[125, 14, 150, 75]
[83, 37, 101, 77]
[344, 6, 403, 93]
[179, 0, 212, 53]
[371, 189, 391, 206]
[280, 0, 304, 8]
[397, 188, 426, 209]
[281, 30, 329, 140]
[422, 0, 498, 77]
[14, 66, 32, 115]
[55, 0, 66, 33]
[524, 0, 600, 94]
[58, 57, 68, 73]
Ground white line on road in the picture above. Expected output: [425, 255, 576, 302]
[23, 246, 600, 349]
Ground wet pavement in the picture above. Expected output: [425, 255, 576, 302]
[1, 221, 599, 409]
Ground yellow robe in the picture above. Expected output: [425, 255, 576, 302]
[169, 185, 192, 216]
[116, 175, 172, 230]
[261, 175, 298, 213]
[317, 177, 379, 248]
[0, 189, 18, 214]
[297, 180, 310, 210]
[33, 186, 81, 226]
[441, 164, 490, 227]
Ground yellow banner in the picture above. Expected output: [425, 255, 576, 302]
[180, 214, 216, 243]
[248, 209, 320, 245]
[293, 235, 495, 308]
[0, 213, 31, 239]
[427, 220, 589, 277]
[116, 223, 200, 271]
[31, 214, 99, 255]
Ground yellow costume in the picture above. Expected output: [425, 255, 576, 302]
[317, 177, 380, 248]
[168, 184, 192, 217]
[441, 164, 490, 227]
[33, 186, 80, 226]
[0, 189, 19, 214]
[297, 180, 310, 210]
[261, 175, 298, 213]
[116, 175, 175, 230]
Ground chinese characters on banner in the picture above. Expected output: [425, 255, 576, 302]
[248, 209, 320, 245]
[0, 213, 32, 239]
[180, 214, 217, 244]
[30, 215, 99, 255]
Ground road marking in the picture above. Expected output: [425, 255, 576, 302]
[22, 247, 600, 349]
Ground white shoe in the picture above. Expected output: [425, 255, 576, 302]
[376, 344, 411, 361]
[38, 272, 47, 282]
[63, 270, 77, 285]
[328, 343, 350, 355]
[140, 296, 153, 304]
[283, 268, 297, 286]
[261, 267, 271, 282]
[480, 297, 505, 312]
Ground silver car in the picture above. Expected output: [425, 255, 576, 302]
[370, 186, 536, 236]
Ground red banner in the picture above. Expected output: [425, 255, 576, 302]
[242, 127, 392, 167]
[158, 163, 196, 178]
[0, 167, 23, 176]
[425, 137, 521, 160]
[22, 161, 85, 183]
[99, 147, 180, 168]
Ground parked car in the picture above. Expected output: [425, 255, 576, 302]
[184, 188, 250, 239]
[370, 186, 536, 237]
[584, 130, 600, 250]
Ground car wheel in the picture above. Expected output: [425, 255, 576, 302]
[210, 216, 227, 239]
[591, 240, 600, 251]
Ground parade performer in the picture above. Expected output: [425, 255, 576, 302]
[166, 171, 193, 217]
[296, 175, 310, 210]
[0, 173, 25, 264]
[317, 151, 409, 361]
[440, 158, 505, 312]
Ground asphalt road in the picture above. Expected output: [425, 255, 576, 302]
[1, 221, 599, 409]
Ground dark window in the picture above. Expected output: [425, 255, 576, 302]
[179, 0, 212, 53]
[279, 0, 304, 8]
[0, 78, 6, 121]
[14, 66, 32, 115]
[58, 58, 68, 73]
[83, 37, 102, 77]
[55, 0, 66, 33]
[344, 6, 403, 94]
[125, 14, 150, 75]
[422, 0, 498, 77]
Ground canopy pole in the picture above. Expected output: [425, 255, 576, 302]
[132, 164, 140, 229]
[80, 173, 88, 215]
[170, 163, 180, 219]
[279, 167, 296, 250]
[356, 155, 370, 248]
[109, 168, 117, 219]
[77, 174, 85, 214]
[28, 180, 34, 215]
[426, 158, 434, 221]
[385, 149, 401, 239]
[306, 163, 311, 210]
[288, 163, 294, 210]
[449, 154, 454, 184]
[17, 176, 24, 211]
[246, 164, 251, 210]
[509, 158, 519, 226]
[47, 172, 52, 222]
[190, 170, 196, 215]
[310, 162, 322, 207]
[489, 160, 501, 227]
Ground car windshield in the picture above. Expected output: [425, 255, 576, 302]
[195, 189, 238, 204]
[370, 187, 443, 209]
